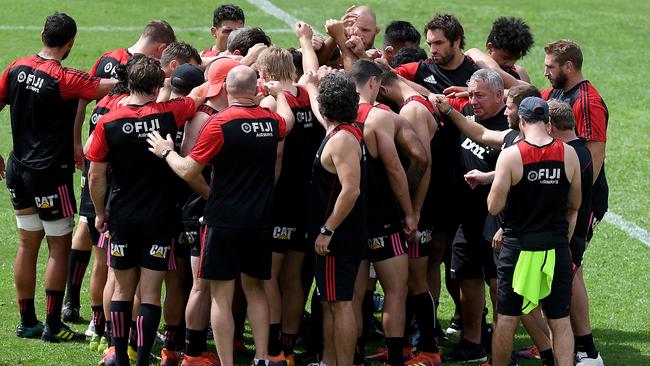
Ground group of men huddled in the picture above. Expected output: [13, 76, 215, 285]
[0, 3, 609, 366]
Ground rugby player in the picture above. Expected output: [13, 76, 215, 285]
[382, 20, 421, 66]
[201, 4, 245, 57]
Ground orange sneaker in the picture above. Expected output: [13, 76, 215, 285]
[269, 351, 288, 366]
[202, 352, 221, 366]
[181, 354, 219, 366]
[405, 351, 442, 366]
[161, 347, 180, 366]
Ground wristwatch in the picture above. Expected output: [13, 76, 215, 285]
[161, 148, 171, 159]
[319, 225, 334, 236]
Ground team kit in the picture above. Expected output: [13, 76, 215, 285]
[0, 3, 609, 366]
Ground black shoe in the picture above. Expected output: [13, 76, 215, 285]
[433, 322, 448, 342]
[61, 302, 81, 323]
[16, 320, 44, 338]
[41, 322, 86, 342]
[442, 338, 487, 363]
[446, 317, 463, 336]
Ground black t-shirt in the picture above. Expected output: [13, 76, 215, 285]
[567, 138, 593, 246]
[395, 56, 478, 94]
[0, 55, 100, 171]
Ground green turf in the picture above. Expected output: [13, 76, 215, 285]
[0, 1, 649, 365]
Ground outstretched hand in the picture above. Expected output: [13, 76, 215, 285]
[146, 131, 174, 158]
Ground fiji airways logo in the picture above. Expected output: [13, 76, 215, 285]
[527, 168, 561, 184]
[17, 71, 44, 93]
[241, 121, 274, 137]
[35, 194, 58, 209]
[296, 110, 314, 128]
[90, 112, 101, 125]
[122, 118, 161, 137]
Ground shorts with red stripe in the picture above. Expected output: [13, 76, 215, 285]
[368, 224, 408, 262]
[198, 225, 272, 281]
[107, 222, 176, 271]
[5, 156, 76, 221]
[408, 227, 434, 259]
[314, 255, 360, 302]
[586, 210, 606, 243]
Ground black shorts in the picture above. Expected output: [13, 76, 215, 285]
[198, 225, 272, 281]
[175, 231, 192, 258]
[107, 222, 176, 271]
[569, 237, 586, 269]
[586, 210, 606, 243]
[451, 225, 497, 280]
[79, 161, 95, 217]
[314, 255, 360, 302]
[5, 157, 76, 221]
[271, 224, 307, 254]
[497, 245, 572, 319]
[80, 216, 102, 245]
[368, 224, 407, 262]
[408, 228, 433, 259]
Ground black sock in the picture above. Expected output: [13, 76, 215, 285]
[92, 305, 106, 338]
[18, 298, 38, 326]
[539, 348, 555, 366]
[309, 292, 323, 355]
[65, 249, 91, 306]
[110, 301, 132, 366]
[386, 337, 405, 366]
[269, 323, 282, 356]
[404, 295, 415, 344]
[354, 337, 365, 364]
[129, 320, 138, 349]
[164, 324, 181, 351]
[105, 320, 113, 346]
[362, 290, 374, 341]
[186, 328, 207, 357]
[281, 333, 297, 356]
[575, 333, 598, 359]
[410, 291, 438, 353]
[136, 303, 162, 366]
[45, 289, 64, 329]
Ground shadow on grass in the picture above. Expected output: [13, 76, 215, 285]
[592, 328, 650, 366]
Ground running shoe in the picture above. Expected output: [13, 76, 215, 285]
[515, 345, 540, 359]
[41, 322, 86, 342]
[442, 339, 487, 363]
[268, 351, 288, 366]
[62, 302, 81, 323]
[405, 351, 442, 366]
[161, 347, 180, 366]
[446, 318, 462, 336]
[100, 347, 117, 366]
[89, 333, 101, 351]
[86, 320, 96, 337]
[16, 321, 44, 338]
[97, 336, 109, 353]
[181, 354, 219, 366]
[575, 352, 604, 366]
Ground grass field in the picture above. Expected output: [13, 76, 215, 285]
[0, 0, 649, 365]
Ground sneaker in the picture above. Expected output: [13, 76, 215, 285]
[366, 345, 413, 363]
[100, 347, 117, 366]
[97, 336, 109, 354]
[129, 345, 161, 364]
[86, 320, 97, 337]
[202, 352, 221, 366]
[161, 347, 180, 366]
[90, 333, 102, 351]
[446, 318, 462, 336]
[405, 351, 442, 366]
[515, 345, 540, 359]
[285, 353, 295, 366]
[269, 351, 288, 366]
[62, 302, 81, 323]
[181, 354, 218, 366]
[16, 321, 44, 338]
[41, 322, 86, 342]
[442, 339, 487, 363]
[575, 352, 604, 366]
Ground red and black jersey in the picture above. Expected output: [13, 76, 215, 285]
[273, 87, 324, 228]
[89, 48, 132, 79]
[394, 56, 477, 94]
[190, 105, 286, 229]
[0, 55, 100, 171]
[355, 102, 373, 126]
[542, 80, 608, 212]
[85, 97, 196, 225]
[502, 139, 570, 250]
[308, 123, 367, 258]
[88, 93, 129, 135]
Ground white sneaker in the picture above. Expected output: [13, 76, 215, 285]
[576, 352, 604, 366]
[85, 320, 96, 337]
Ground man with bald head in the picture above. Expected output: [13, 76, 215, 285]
[147, 65, 294, 366]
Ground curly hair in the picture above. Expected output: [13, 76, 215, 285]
[317, 73, 359, 123]
[213, 4, 245, 27]
[487, 17, 533, 59]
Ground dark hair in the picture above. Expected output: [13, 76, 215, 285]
[287, 48, 303, 78]
[487, 17, 533, 59]
[544, 39, 583, 70]
[548, 100, 576, 131]
[42, 12, 77, 48]
[383, 20, 421, 48]
[424, 14, 465, 49]
[213, 4, 245, 28]
[379, 70, 399, 86]
[391, 46, 427, 67]
[108, 60, 133, 96]
[127, 55, 165, 95]
[349, 59, 383, 86]
[508, 84, 541, 108]
[142, 20, 176, 45]
[317, 73, 359, 123]
[227, 27, 271, 55]
[160, 42, 201, 67]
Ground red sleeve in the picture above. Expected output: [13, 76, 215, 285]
[448, 97, 469, 111]
[85, 119, 110, 162]
[0, 64, 12, 103]
[167, 97, 196, 128]
[189, 116, 224, 164]
[276, 113, 287, 140]
[573, 91, 607, 142]
[394, 62, 419, 81]
[541, 88, 552, 101]
[60, 68, 101, 100]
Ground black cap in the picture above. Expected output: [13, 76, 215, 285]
[170, 64, 204, 94]
[518, 96, 549, 121]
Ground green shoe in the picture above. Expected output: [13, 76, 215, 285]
[16, 321, 44, 338]
[89, 333, 101, 351]
[97, 336, 109, 354]
[41, 322, 86, 342]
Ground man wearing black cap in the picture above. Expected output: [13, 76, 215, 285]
[488, 97, 582, 366]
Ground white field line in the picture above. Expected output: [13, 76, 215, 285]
[0, 25, 292, 32]
[245, 0, 323, 36]
[604, 212, 650, 248]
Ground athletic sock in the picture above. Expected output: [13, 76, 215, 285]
[386, 337, 405, 366]
[309, 292, 323, 355]
[575, 333, 598, 359]
[185, 328, 207, 357]
[164, 324, 181, 351]
[410, 291, 439, 353]
[539, 348, 555, 366]
[18, 298, 38, 326]
[136, 303, 162, 365]
[110, 301, 132, 366]
[92, 305, 106, 338]
[281, 332, 297, 356]
[105, 320, 113, 346]
[354, 337, 365, 364]
[268, 323, 282, 356]
[64, 249, 91, 306]
[45, 290, 64, 329]
[129, 320, 138, 350]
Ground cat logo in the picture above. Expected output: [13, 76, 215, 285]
[368, 236, 385, 250]
[111, 242, 127, 257]
[149, 245, 170, 259]
[418, 229, 433, 244]
[273, 226, 296, 240]
[7, 188, 17, 199]
[35, 195, 57, 209]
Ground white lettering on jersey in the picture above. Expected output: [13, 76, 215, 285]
[461, 138, 487, 160]
[527, 168, 561, 184]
